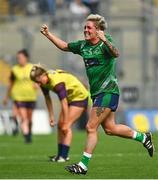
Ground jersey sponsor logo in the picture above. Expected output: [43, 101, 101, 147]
[84, 58, 100, 68]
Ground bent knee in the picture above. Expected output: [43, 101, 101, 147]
[104, 128, 113, 135]
[104, 126, 119, 135]
[59, 125, 71, 135]
[86, 123, 97, 134]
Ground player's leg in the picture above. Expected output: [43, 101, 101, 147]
[11, 103, 19, 135]
[57, 111, 64, 148]
[65, 106, 111, 174]
[101, 111, 134, 137]
[49, 111, 65, 161]
[53, 105, 85, 162]
[102, 111, 154, 157]
[65, 93, 114, 173]
[18, 106, 30, 143]
[26, 108, 34, 142]
[61, 106, 85, 145]
[26, 102, 36, 142]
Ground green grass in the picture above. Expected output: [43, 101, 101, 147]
[0, 131, 158, 179]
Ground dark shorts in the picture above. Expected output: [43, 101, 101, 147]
[92, 92, 119, 112]
[68, 98, 88, 108]
[14, 101, 36, 109]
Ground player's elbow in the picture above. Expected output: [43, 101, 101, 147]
[59, 42, 69, 51]
[114, 51, 120, 58]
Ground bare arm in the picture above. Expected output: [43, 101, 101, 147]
[3, 75, 14, 106]
[103, 40, 119, 58]
[40, 24, 69, 51]
[60, 98, 69, 122]
[43, 93, 55, 127]
[97, 30, 119, 58]
[53, 82, 69, 121]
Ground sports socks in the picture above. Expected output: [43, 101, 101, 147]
[133, 131, 146, 143]
[78, 152, 92, 170]
[58, 144, 62, 157]
[58, 144, 70, 159]
[23, 132, 32, 143]
[10, 116, 19, 135]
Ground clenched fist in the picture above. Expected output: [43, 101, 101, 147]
[40, 24, 49, 36]
[96, 30, 106, 42]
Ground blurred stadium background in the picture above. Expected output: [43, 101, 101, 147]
[1, 0, 158, 134]
[1, 0, 158, 179]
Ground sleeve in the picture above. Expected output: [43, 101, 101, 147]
[68, 40, 83, 55]
[53, 82, 67, 100]
[103, 34, 117, 57]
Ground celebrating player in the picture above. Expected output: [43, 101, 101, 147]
[3, 49, 37, 143]
[30, 65, 90, 162]
[40, 14, 154, 174]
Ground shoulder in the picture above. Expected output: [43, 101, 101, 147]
[47, 70, 60, 83]
[68, 40, 86, 46]
[12, 64, 19, 72]
[27, 63, 33, 67]
[26, 63, 33, 70]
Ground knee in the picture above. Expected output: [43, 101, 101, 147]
[58, 123, 70, 135]
[86, 123, 97, 134]
[104, 125, 118, 135]
[104, 127, 113, 135]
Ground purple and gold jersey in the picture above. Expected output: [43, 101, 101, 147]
[11, 63, 37, 101]
[41, 70, 89, 103]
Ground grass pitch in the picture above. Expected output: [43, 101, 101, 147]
[0, 131, 158, 179]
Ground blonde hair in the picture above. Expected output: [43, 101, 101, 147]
[30, 64, 47, 82]
[86, 14, 108, 31]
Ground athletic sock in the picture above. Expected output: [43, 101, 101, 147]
[10, 116, 19, 135]
[57, 144, 62, 157]
[12, 116, 18, 126]
[133, 131, 146, 143]
[24, 133, 31, 143]
[29, 122, 32, 133]
[78, 152, 92, 170]
[28, 132, 32, 142]
[60, 144, 70, 159]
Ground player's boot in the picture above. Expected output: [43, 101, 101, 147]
[143, 132, 155, 157]
[65, 163, 87, 175]
[49, 155, 69, 162]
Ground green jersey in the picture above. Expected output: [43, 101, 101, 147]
[68, 34, 120, 96]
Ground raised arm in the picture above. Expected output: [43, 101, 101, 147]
[40, 24, 69, 51]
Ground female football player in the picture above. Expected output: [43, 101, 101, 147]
[40, 14, 154, 174]
[30, 65, 90, 162]
[3, 49, 37, 143]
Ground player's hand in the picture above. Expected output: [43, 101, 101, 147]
[3, 97, 8, 106]
[96, 30, 107, 42]
[49, 118, 55, 127]
[40, 24, 49, 36]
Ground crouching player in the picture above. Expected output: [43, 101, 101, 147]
[30, 65, 90, 162]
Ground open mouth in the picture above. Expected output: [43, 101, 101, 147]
[84, 32, 90, 38]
